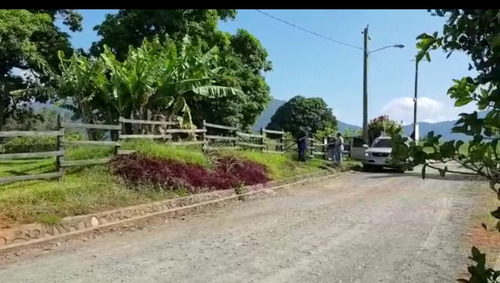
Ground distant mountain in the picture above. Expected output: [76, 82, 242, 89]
[402, 111, 488, 141]
[252, 99, 287, 131]
[253, 99, 488, 141]
[337, 121, 361, 133]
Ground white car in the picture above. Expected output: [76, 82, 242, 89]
[362, 136, 406, 173]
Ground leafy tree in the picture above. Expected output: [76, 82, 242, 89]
[314, 127, 336, 142]
[100, 36, 243, 130]
[190, 29, 272, 129]
[17, 35, 244, 139]
[0, 9, 82, 129]
[390, 9, 500, 282]
[267, 95, 337, 137]
[367, 115, 403, 145]
[90, 9, 236, 61]
[90, 10, 272, 129]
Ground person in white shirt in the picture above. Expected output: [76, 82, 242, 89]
[334, 133, 344, 164]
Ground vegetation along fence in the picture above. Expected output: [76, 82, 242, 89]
[0, 115, 299, 184]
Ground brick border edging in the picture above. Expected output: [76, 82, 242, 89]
[0, 169, 346, 253]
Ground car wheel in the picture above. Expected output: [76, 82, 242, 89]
[396, 167, 406, 173]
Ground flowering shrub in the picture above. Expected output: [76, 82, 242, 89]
[110, 153, 270, 193]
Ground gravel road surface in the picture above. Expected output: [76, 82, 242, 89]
[0, 168, 483, 283]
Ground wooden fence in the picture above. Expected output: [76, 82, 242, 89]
[0, 115, 64, 184]
[0, 116, 289, 184]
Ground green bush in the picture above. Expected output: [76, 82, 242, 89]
[1, 133, 85, 154]
[2, 136, 57, 153]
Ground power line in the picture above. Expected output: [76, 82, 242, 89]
[255, 9, 363, 51]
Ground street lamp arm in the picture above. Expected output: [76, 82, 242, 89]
[368, 44, 405, 55]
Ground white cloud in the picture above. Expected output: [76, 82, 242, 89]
[380, 96, 477, 125]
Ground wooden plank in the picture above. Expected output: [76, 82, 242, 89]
[236, 142, 266, 148]
[61, 122, 121, 130]
[236, 132, 265, 139]
[168, 141, 206, 146]
[120, 134, 172, 139]
[312, 151, 325, 155]
[263, 129, 284, 135]
[61, 158, 111, 167]
[205, 135, 237, 141]
[263, 150, 285, 154]
[62, 140, 121, 147]
[0, 131, 63, 137]
[206, 146, 240, 151]
[117, 150, 136, 155]
[0, 150, 64, 160]
[203, 122, 237, 131]
[119, 117, 178, 126]
[0, 171, 63, 184]
[166, 129, 206, 134]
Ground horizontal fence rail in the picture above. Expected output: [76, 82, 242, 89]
[0, 116, 309, 185]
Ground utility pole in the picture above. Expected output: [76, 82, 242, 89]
[362, 25, 369, 142]
[413, 59, 419, 142]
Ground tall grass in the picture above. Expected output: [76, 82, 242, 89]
[65, 146, 114, 160]
[0, 166, 182, 226]
[122, 139, 210, 167]
[218, 150, 327, 180]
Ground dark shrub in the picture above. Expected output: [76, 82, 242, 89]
[110, 154, 270, 193]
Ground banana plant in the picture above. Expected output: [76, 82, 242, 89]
[153, 36, 244, 128]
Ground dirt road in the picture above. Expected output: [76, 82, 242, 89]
[0, 168, 485, 283]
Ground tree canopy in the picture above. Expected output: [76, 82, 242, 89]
[367, 115, 403, 145]
[89, 10, 272, 129]
[0, 9, 82, 129]
[266, 95, 337, 137]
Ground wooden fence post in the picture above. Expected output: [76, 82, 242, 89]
[202, 120, 207, 152]
[323, 137, 328, 160]
[260, 127, 264, 152]
[114, 119, 121, 156]
[310, 138, 314, 159]
[234, 124, 238, 149]
[56, 114, 63, 180]
[280, 130, 285, 153]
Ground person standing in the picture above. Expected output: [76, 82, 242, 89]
[296, 127, 308, 162]
[327, 136, 336, 161]
[334, 132, 345, 164]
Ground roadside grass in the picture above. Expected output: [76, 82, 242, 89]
[121, 139, 210, 167]
[0, 166, 183, 227]
[0, 158, 55, 177]
[0, 141, 334, 226]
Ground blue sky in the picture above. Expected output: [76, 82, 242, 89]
[63, 9, 477, 126]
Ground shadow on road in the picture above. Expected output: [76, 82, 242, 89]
[362, 168, 481, 182]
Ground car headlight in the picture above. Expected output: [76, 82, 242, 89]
[364, 152, 371, 157]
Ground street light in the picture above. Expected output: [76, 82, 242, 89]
[368, 44, 405, 55]
[410, 58, 419, 141]
[362, 25, 405, 143]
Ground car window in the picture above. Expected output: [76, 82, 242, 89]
[352, 137, 366, 147]
[372, 138, 392, 148]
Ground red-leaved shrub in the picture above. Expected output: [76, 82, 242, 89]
[110, 154, 270, 193]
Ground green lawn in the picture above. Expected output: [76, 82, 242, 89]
[0, 141, 339, 227]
